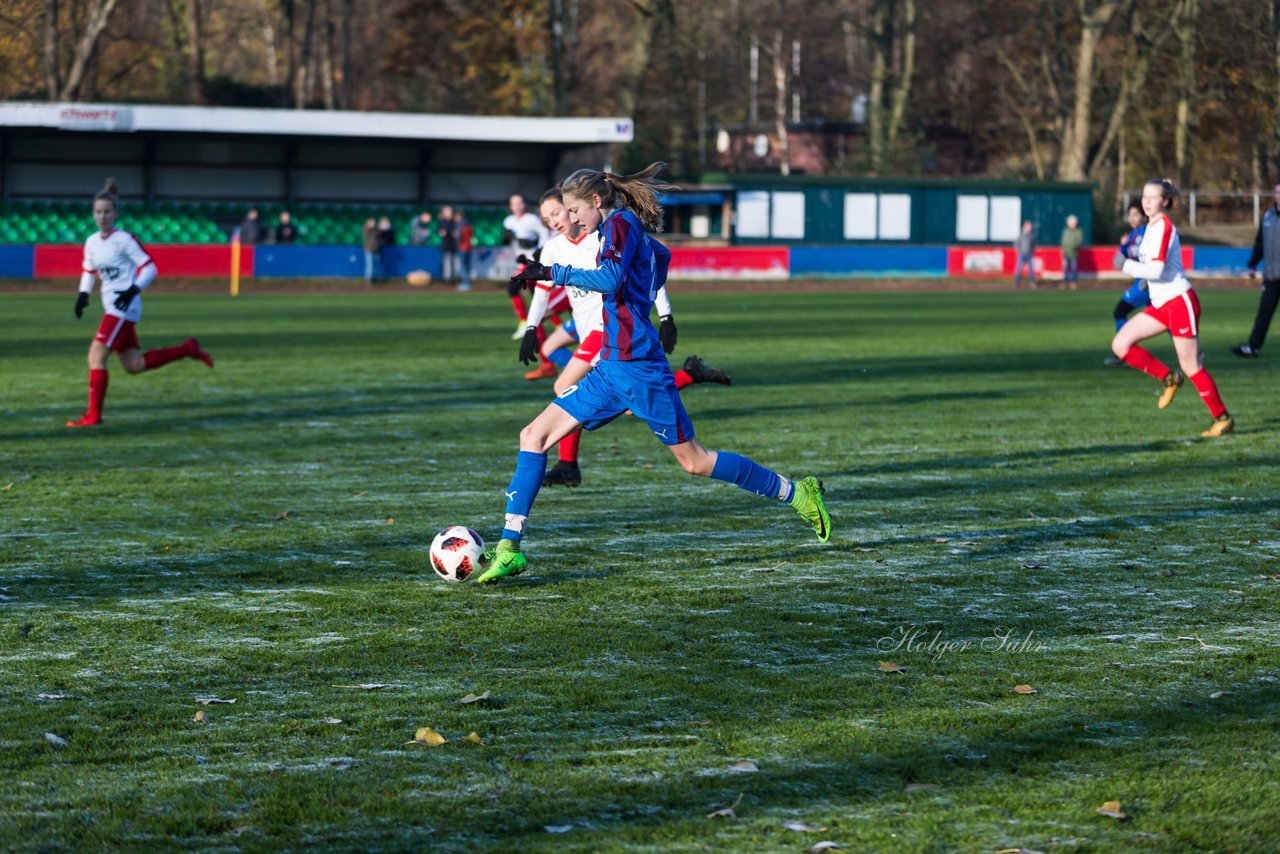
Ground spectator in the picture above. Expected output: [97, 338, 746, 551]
[1232, 182, 1280, 358]
[362, 217, 380, 282]
[1060, 214, 1083, 290]
[437, 205, 459, 284]
[410, 211, 434, 246]
[377, 216, 396, 280]
[1013, 220, 1037, 289]
[456, 207, 474, 292]
[275, 210, 298, 244]
[239, 207, 263, 245]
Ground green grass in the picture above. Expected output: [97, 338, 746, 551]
[2, 285, 1278, 852]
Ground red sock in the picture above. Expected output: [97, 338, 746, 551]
[1121, 346, 1170, 381]
[558, 428, 581, 463]
[1188, 369, 1227, 418]
[143, 342, 191, 371]
[88, 368, 108, 419]
[511, 294, 528, 321]
[673, 369, 693, 390]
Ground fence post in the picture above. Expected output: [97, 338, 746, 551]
[1189, 192, 1196, 227]
[1255, 192, 1261, 226]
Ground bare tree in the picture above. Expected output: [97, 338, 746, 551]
[53, 0, 121, 100]
[1172, 0, 1198, 186]
[1058, 0, 1131, 181]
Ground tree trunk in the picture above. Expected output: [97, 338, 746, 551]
[338, 0, 352, 108]
[282, 0, 296, 107]
[549, 0, 581, 115]
[1173, 0, 1197, 187]
[295, 0, 317, 108]
[1057, 0, 1125, 181]
[773, 29, 788, 175]
[43, 0, 59, 100]
[611, 2, 659, 168]
[320, 0, 335, 109]
[1273, 0, 1280, 179]
[58, 0, 120, 101]
[258, 0, 279, 88]
[884, 0, 915, 159]
[183, 0, 206, 104]
[866, 0, 887, 174]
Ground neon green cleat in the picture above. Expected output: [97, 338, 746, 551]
[477, 539, 527, 584]
[791, 476, 832, 543]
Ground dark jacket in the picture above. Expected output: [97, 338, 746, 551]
[1247, 205, 1280, 281]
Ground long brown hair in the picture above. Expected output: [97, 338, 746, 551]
[560, 162, 674, 231]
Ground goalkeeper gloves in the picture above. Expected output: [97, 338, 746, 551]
[74, 292, 89, 319]
[658, 314, 677, 354]
[112, 285, 141, 312]
[518, 327, 540, 365]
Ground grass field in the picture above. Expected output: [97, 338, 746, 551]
[2, 284, 1278, 852]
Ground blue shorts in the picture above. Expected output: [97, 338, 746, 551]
[1121, 282, 1151, 309]
[552, 359, 695, 445]
[561, 317, 577, 339]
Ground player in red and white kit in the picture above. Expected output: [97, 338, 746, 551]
[520, 188, 731, 486]
[1111, 178, 1233, 437]
[66, 178, 213, 428]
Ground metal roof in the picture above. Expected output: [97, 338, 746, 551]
[0, 102, 634, 145]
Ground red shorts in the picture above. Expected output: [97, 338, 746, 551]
[1142, 289, 1201, 338]
[94, 315, 140, 352]
[572, 329, 604, 364]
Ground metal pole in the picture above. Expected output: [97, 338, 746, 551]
[1189, 191, 1196, 227]
[749, 39, 759, 125]
[791, 39, 801, 123]
[1255, 191, 1261, 226]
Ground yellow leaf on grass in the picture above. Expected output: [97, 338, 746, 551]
[807, 843, 846, 853]
[463, 732, 483, 744]
[193, 710, 206, 723]
[385, 517, 395, 525]
[878, 661, 906, 673]
[706, 793, 743, 820]
[408, 727, 446, 746]
[905, 783, 941, 792]
[1013, 684, 1037, 694]
[727, 760, 759, 773]
[458, 691, 491, 704]
[1096, 800, 1127, 820]
[783, 821, 828, 832]
[273, 510, 289, 521]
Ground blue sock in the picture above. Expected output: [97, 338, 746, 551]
[710, 452, 789, 501]
[501, 451, 547, 543]
[548, 347, 573, 368]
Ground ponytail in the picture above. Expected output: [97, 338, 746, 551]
[94, 177, 119, 210]
[561, 162, 675, 231]
[1145, 177, 1179, 212]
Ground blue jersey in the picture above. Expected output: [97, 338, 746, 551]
[550, 209, 670, 362]
[1119, 224, 1150, 307]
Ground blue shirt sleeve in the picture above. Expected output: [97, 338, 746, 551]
[550, 213, 640, 294]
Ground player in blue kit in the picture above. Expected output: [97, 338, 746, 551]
[475, 163, 831, 584]
[1104, 203, 1152, 366]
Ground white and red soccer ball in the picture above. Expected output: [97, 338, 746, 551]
[429, 526, 485, 582]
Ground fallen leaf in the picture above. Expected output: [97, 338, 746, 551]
[1096, 800, 1127, 820]
[333, 683, 388, 690]
[323, 717, 343, 725]
[2, 483, 13, 490]
[384, 517, 395, 524]
[994, 849, 1046, 854]
[807, 843, 845, 853]
[1021, 562, 1047, 570]
[878, 661, 906, 673]
[934, 538, 951, 544]
[463, 732, 483, 744]
[408, 726, 446, 746]
[905, 783, 941, 792]
[458, 691, 491, 704]
[273, 510, 289, 520]
[783, 821, 828, 832]
[707, 793, 744, 820]
[193, 710, 207, 723]
[853, 546, 877, 552]
[334, 560, 353, 566]
[727, 760, 759, 773]
[1013, 684, 1037, 695]
[37, 693, 70, 700]
[195, 697, 237, 705]
[1209, 690, 1232, 699]
[544, 825, 573, 833]
[688, 720, 714, 727]
[43, 732, 68, 748]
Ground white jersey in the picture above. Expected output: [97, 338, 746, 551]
[80, 229, 155, 321]
[540, 231, 605, 335]
[1122, 215, 1190, 308]
[503, 211, 549, 249]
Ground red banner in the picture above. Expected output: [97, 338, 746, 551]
[668, 246, 790, 280]
[947, 246, 1195, 278]
[34, 244, 254, 279]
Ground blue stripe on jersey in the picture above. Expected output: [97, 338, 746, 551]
[549, 209, 667, 362]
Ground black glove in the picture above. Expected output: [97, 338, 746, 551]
[658, 314, 677, 354]
[518, 327, 540, 365]
[74, 292, 89, 319]
[112, 285, 141, 312]
[511, 261, 550, 283]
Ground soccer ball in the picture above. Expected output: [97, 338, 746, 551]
[429, 526, 485, 582]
